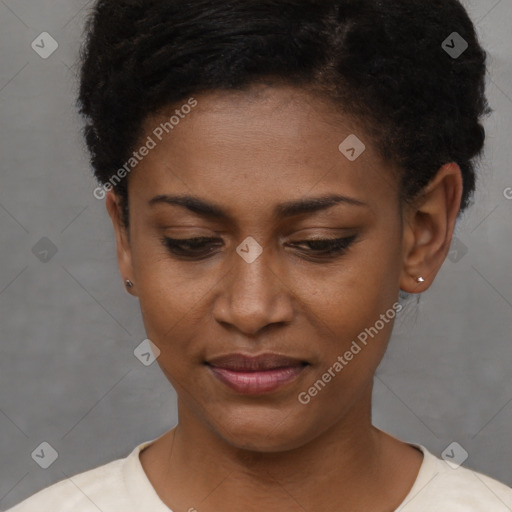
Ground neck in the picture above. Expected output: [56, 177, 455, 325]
[142, 384, 416, 512]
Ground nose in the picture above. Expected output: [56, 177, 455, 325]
[212, 244, 294, 336]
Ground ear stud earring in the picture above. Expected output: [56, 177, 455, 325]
[125, 279, 134, 289]
[416, 276, 425, 283]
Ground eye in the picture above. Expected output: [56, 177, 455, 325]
[161, 235, 358, 260]
[287, 235, 358, 258]
[161, 237, 223, 259]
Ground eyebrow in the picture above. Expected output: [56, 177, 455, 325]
[148, 193, 368, 220]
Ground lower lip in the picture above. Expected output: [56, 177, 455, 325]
[207, 365, 306, 394]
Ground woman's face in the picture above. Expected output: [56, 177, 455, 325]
[109, 84, 410, 452]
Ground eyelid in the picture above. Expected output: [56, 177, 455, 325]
[286, 234, 357, 252]
[160, 234, 358, 260]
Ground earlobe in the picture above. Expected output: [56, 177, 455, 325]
[399, 163, 463, 294]
[105, 191, 137, 296]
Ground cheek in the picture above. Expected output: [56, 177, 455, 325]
[294, 292, 398, 422]
[132, 248, 207, 350]
[288, 234, 402, 383]
[290, 239, 401, 335]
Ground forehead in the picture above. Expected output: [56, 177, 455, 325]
[128, 84, 399, 220]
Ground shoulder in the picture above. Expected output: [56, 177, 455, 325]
[398, 444, 512, 511]
[4, 441, 153, 512]
[5, 459, 126, 512]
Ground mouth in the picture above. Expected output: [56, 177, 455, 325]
[205, 353, 310, 395]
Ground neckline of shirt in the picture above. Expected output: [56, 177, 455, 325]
[122, 438, 437, 512]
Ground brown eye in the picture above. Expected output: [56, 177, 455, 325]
[288, 235, 357, 257]
[161, 237, 223, 258]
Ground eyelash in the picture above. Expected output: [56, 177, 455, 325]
[161, 235, 358, 260]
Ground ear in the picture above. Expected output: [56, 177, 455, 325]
[400, 163, 463, 294]
[105, 191, 137, 296]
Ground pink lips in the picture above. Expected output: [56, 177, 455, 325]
[206, 353, 308, 394]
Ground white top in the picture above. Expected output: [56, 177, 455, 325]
[6, 439, 512, 511]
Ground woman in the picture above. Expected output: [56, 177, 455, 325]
[7, 0, 512, 510]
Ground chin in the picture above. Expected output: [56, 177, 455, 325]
[207, 406, 318, 453]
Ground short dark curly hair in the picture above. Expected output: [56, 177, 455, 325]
[77, 0, 490, 229]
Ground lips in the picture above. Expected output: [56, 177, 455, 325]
[207, 353, 307, 371]
[205, 353, 309, 394]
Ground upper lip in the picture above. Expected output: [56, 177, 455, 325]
[206, 353, 308, 371]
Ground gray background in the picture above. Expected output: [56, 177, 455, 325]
[0, 0, 511, 509]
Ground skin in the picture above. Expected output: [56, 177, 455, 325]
[106, 83, 462, 512]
